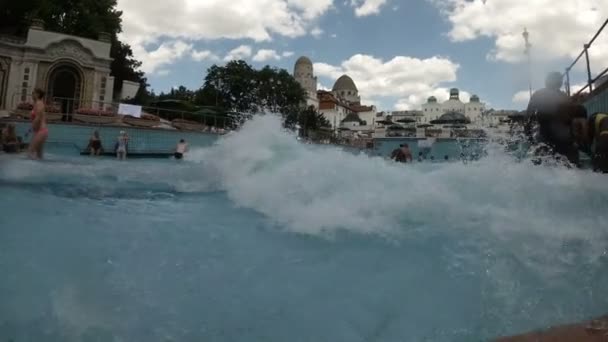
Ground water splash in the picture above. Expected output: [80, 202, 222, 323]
[2, 115, 608, 340]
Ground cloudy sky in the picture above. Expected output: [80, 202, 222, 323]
[116, 0, 608, 111]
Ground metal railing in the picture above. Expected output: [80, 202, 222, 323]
[564, 18, 608, 96]
[10, 92, 234, 128]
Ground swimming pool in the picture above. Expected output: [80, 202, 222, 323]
[1, 115, 608, 341]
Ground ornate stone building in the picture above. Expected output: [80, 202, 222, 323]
[421, 88, 486, 124]
[0, 21, 138, 113]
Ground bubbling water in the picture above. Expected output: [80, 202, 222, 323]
[2, 114, 608, 340]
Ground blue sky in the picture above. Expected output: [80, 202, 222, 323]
[117, 0, 608, 111]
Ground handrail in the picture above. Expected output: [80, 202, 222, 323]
[564, 18, 608, 97]
[10, 92, 234, 127]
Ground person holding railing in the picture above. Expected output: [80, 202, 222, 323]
[526, 72, 580, 165]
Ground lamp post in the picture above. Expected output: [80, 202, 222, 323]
[523, 28, 533, 98]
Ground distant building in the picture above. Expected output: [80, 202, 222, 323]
[293, 56, 376, 130]
[318, 90, 352, 128]
[293, 56, 319, 110]
[421, 88, 485, 124]
[0, 20, 138, 113]
[485, 109, 519, 126]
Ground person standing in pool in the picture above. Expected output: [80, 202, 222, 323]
[116, 131, 129, 160]
[88, 130, 103, 156]
[391, 144, 407, 163]
[400, 144, 413, 163]
[28, 88, 48, 160]
[1, 123, 20, 153]
[174, 139, 188, 160]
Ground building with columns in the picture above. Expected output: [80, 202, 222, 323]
[421, 88, 486, 124]
[0, 21, 138, 113]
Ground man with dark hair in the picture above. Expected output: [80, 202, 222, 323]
[526, 72, 580, 166]
[390, 144, 412, 163]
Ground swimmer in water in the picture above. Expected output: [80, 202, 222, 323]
[28, 88, 48, 160]
[174, 139, 188, 160]
[116, 131, 129, 160]
[88, 130, 103, 156]
[1, 123, 20, 153]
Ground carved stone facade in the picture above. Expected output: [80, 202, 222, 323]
[0, 27, 116, 111]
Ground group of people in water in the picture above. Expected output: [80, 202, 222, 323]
[1, 87, 189, 161]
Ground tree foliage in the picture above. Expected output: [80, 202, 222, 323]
[284, 105, 331, 137]
[199, 60, 306, 114]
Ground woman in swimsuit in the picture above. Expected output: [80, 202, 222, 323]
[116, 131, 129, 160]
[88, 130, 103, 156]
[28, 88, 48, 159]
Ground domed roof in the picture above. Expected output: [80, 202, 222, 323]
[430, 111, 471, 124]
[332, 74, 358, 92]
[470, 94, 480, 102]
[449, 88, 459, 95]
[295, 56, 313, 66]
[427, 96, 437, 103]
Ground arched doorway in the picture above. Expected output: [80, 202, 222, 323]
[0, 58, 9, 110]
[47, 63, 82, 121]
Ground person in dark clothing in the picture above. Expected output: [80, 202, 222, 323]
[587, 113, 608, 173]
[87, 130, 103, 156]
[390, 144, 412, 163]
[390, 145, 405, 163]
[1, 123, 20, 153]
[526, 72, 581, 166]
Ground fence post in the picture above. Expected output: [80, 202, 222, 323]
[565, 68, 571, 96]
[584, 44, 593, 93]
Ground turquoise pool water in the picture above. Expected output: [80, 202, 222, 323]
[1, 116, 608, 341]
[9, 121, 219, 152]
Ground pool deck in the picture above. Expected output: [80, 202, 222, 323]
[496, 315, 608, 341]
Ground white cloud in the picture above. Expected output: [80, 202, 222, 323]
[314, 54, 460, 109]
[311, 27, 324, 38]
[191, 50, 220, 62]
[132, 40, 193, 74]
[156, 69, 170, 76]
[317, 82, 331, 91]
[224, 45, 253, 61]
[431, 0, 608, 64]
[116, 0, 335, 73]
[512, 90, 531, 104]
[253, 49, 282, 62]
[331, 33, 338, 38]
[350, 0, 388, 17]
[282, 51, 295, 57]
[118, 0, 335, 44]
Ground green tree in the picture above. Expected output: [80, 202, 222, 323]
[200, 60, 306, 114]
[284, 106, 331, 138]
